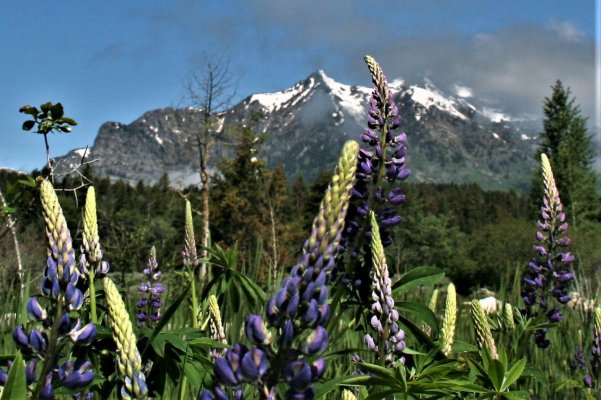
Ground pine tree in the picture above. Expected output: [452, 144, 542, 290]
[530, 80, 597, 226]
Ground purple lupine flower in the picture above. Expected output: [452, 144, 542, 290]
[136, 246, 163, 328]
[58, 359, 95, 389]
[207, 140, 359, 398]
[337, 56, 409, 301]
[521, 154, 574, 348]
[591, 310, 601, 382]
[27, 296, 48, 322]
[364, 211, 405, 366]
[6, 179, 97, 398]
[570, 345, 587, 372]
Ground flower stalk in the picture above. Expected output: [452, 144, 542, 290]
[522, 153, 574, 348]
[104, 277, 148, 399]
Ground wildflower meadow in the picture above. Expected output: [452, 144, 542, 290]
[0, 56, 600, 399]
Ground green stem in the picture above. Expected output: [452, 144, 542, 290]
[32, 297, 64, 399]
[190, 269, 199, 329]
[89, 267, 97, 324]
[179, 375, 189, 400]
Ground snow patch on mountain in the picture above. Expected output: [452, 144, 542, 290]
[317, 70, 370, 124]
[410, 85, 468, 121]
[73, 148, 90, 158]
[250, 79, 313, 112]
[480, 108, 512, 123]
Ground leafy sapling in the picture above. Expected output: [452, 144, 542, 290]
[19, 102, 77, 181]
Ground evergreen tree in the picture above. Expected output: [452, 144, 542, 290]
[530, 80, 597, 226]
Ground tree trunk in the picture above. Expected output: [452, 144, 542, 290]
[268, 201, 278, 284]
[199, 178, 210, 285]
[0, 188, 23, 288]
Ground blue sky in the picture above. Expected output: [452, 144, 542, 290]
[1, 1, 599, 171]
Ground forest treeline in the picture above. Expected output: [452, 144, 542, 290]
[3, 139, 601, 297]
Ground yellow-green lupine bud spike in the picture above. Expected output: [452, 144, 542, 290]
[364, 55, 389, 103]
[184, 200, 197, 264]
[428, 288, 439, 313]
[305, 140, 359, 261]
[369, 211, 385, 267]
[441, 283, 457, 356]
[208, 295, 227, 346]
[422, 288, 439, 337]
[504, 303, 515, 331]
[341, 389, 358, 400]
[541, 154, 559, 210]
[39, 178, 75, 279]
[103, 277, 148, 399]
[83, 186, 102, 262]
[470, 299, 498, 360]
[595, 308, 601, 337]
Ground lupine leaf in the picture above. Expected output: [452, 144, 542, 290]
[313, 374, 360, 398]
[392, 266, 444, 293]
[365, 389, 403, 400]
[487, 358, 506, 391]
[397, 314, 446, 359]
[453, 340, 479, 352]
[521, 364, 548, 385]
[1, 352, 26, 400]
[503, 358, 527, 390]
[396, 301, 439, 336]
[142, 282, 191, 357]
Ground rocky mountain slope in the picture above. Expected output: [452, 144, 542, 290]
[56, 70, 537, 190]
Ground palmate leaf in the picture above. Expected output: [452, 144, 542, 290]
[202, 243, 266, 315]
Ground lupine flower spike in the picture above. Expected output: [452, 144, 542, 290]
[183, 200, 201, 329]
[471, 299, 498, 360]
[428, 289, 439, 313]
[364, 211, 405, 366]
[104, 277, 148, 400]
[503, 303, 515, 331]
[590, 308, 601, 380]
[522, 153, 574, 348]
[441, 283, 457, 357]
[422, 288, 439, 337]
[136, 247, 163, 328]
[1, 179, 98, 399]
[208, 295, 228, 358]
[341, 389, 358, 400]
[203, 140, 358, 400]
[81, 186, 109, 324]
[339, 55, 409, 302]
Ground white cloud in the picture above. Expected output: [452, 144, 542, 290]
[548, 20, 586, 42]
[453, 84, 473, 98]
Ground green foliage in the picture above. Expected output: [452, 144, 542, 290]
[4, 82, 601, 399]
[19, 102, 77, 134]
[530, 80, 598, 225]
[0, 352, 26, 400]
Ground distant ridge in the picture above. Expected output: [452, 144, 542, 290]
[55, 70, 537, 190]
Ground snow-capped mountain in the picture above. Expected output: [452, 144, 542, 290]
[55, 70, 537, 190]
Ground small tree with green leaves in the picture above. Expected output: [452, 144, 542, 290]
[19, 102, 77, 181]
